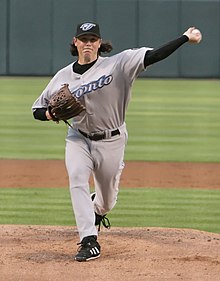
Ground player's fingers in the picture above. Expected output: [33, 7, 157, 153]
[46, 110, 53, 120]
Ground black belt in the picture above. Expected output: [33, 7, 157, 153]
[78, 129, 120, 141]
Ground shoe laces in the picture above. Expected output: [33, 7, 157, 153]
[96, 214, 111, 231]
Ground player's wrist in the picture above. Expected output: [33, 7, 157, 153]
[182, 34, 189, 42]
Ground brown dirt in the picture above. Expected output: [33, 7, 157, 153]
[0, 159, 220, 281]
[1, 159, 220, 189]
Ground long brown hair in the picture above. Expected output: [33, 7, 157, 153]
[70, 40, 113, 57]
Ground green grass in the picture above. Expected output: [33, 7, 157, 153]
[0, 187, 74, 225]
[113, 188, 220, 234]
[0, 77, 66, 159]
[126, 79, 220, 162]
[0, 187, 220, 234]
[0, 77, 220, 161]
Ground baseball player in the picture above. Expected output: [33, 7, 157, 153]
[32, 22, 202, 262]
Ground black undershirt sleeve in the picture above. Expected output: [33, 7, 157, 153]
[33, 108, 48, 121]
[144, 35, 189, 67]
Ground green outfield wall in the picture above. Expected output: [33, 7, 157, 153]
[0, 0, 219, 78]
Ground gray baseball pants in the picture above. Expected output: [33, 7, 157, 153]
[65, 123, 127, 241]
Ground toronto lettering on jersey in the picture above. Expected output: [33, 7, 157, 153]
[73, 74, 113, 98]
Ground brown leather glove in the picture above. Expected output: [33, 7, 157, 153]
[48, 84, 85, 122]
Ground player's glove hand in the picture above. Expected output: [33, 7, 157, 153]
[48, 84, 85, 123]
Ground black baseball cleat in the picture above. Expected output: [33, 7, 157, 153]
[75, 235, 101, 262]
[90, 192, 111, 231]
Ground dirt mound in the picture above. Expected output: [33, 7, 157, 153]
[0, 225, 220, 281]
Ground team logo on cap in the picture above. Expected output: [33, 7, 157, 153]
[80, 23, 96, 31]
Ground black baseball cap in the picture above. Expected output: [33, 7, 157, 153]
[75, 22, 101, 38]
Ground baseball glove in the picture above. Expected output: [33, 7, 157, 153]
[48, 84, 85, 123]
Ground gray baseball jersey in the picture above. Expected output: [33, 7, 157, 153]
[32, 47, 151, 240]
[32, 47, 150, 133]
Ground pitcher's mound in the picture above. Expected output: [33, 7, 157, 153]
[0, 225, 220, 281]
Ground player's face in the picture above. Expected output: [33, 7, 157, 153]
[74, 35, 102, 64]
